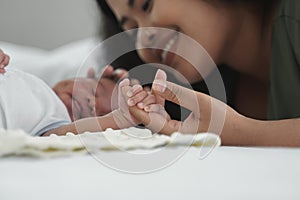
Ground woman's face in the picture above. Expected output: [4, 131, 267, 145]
[106, 0, 226, 83]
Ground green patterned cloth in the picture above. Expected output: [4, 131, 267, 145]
[268, 0, 300, 119]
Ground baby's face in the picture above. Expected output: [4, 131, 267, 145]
[53, 77, 117, 121]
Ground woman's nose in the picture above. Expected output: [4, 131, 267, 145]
[136, 27, 157, 48]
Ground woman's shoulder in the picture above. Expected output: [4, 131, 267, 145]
[273, 0, 300, 63]
[275, 0, 300, 21]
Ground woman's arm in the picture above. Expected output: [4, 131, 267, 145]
[128, 69, 300, 147]
[222, 114, 300, 147]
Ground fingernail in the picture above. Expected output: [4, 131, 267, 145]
[127, 99, 135, 106]
[127, 90, 133, 97]
[144, 106, 150, 112]
[0, 64, 4, 68]
[153, 80, 166, 93]
[137, 102, 144, 109]
[119, 79, 126, 85]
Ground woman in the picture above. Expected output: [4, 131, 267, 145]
[97, 0, 300, 146]
[97, 0, 239, 119]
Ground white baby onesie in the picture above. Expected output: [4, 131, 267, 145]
[0, 69, 71, 136]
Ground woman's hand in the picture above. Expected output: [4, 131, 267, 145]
[127, 69, 240, 136]
[0, 49, 10, 74]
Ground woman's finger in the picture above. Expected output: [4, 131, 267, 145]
[152, 69, 167, 107]
[152, 70, 201, 112]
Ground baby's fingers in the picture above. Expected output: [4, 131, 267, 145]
[126, 84, 143, 97]
[137, 94, 156, 109]
[0, 49, 4, 61]
[144, 104, 171, 120]
[0, 54, 9, 67]
[0, 54, 9, 74]
[3, 55, 10, 66]
[127, 90, 148, 106]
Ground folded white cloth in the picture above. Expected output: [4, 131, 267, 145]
[0, 127, 221, 158]
[0, 69, 71, 136]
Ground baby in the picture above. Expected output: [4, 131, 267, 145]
[52, 73, 118, 121]
[0, 49, 9, 73]
[0, 49, 156, 136]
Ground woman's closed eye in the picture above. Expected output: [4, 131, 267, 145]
[142, 0, 153, 12]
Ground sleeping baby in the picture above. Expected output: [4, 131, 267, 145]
[52, 72, 117, 122]
[0, 49, 156, 136]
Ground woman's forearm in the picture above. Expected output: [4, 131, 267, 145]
[222, 113, 300, 147]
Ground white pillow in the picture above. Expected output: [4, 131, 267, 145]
[0, 37, 103, 87]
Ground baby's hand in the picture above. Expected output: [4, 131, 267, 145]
[126, 69, 167, 112]
[123, 70, 174, 133]
[126, 84, 156, 110]
[0, 49, 10, 74]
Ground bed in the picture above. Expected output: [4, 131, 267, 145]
[0, 40, 299, 200]
[1, 146, 300, 199]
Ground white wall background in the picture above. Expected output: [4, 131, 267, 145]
[0, 0, 101, 50]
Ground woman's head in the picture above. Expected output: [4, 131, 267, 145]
[98, 0, 275, 83]
[98, 0, 240, 83]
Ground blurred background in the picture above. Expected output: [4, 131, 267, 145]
[0, 0, 101, 49]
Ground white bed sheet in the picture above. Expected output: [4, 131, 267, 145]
[0, 146, 299, 200]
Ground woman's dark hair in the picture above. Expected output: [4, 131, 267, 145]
[95, 0, 144, 70]
[96, 0, 121, 38]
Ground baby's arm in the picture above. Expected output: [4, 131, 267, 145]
[43, 79, 154, 136]
[0, 49, 10, 73]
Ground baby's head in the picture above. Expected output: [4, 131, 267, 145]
[53, 77, 117, 121]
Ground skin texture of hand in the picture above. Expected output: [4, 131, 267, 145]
[127, 70, 300, 147]
[126, 69, 237, 136]
[0, 49, 10, 74]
